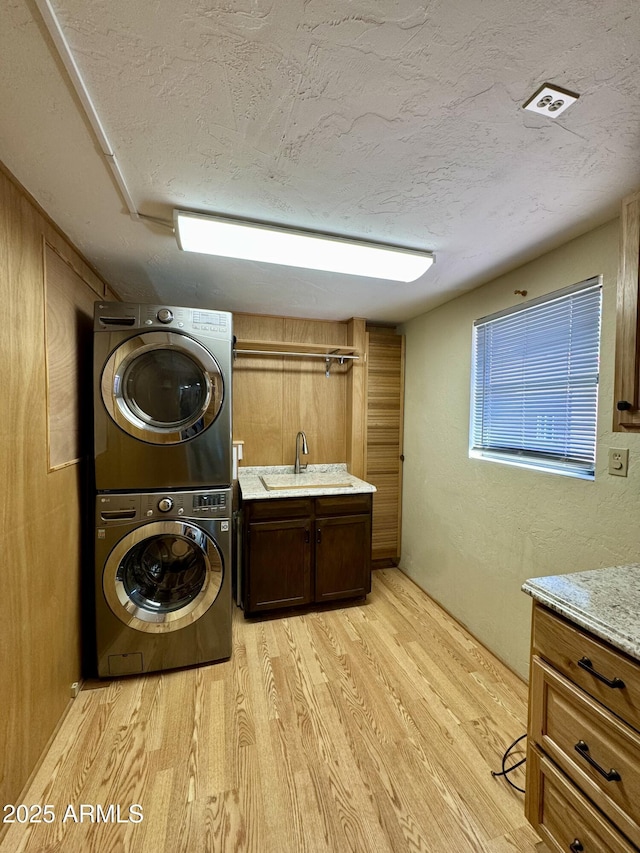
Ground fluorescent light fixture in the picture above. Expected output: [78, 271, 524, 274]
[174, 210, 434, 282]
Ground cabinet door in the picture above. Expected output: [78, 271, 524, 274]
[246, 520, 312, 613]
[315, 514, 371, 603]
[614, 188, 640, 429]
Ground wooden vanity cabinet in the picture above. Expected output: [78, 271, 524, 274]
[526, 603, 640, 851]
[242, 494, 372, 616]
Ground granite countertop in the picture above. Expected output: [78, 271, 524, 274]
[522, 563, 640, 661]
[238, 463, 376, 501]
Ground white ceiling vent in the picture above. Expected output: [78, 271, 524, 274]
[523, 83, 579, 118]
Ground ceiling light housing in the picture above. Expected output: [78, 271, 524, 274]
[523, 83, 579, 118]
[174, 210, 434, 282]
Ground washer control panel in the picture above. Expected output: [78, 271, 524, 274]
[97, 489, 230, 524]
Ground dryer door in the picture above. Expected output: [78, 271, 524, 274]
[101, 331, 224, 444]
[103, 520, 224, 633]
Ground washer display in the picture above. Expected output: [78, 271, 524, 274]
[93, 303, 232, 490]
[95, 489, 232, 677]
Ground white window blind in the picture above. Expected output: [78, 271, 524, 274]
[470, 277, 602, 479]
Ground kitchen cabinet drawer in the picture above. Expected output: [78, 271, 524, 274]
[533, 605, 640, 732]
[247, 497, 313, 521]
[315, 493, 372, 516]
[530, 656, 640, 847]
[526, 743, 637, 853]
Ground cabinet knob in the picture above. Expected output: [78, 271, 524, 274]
[569, 841, 584, 853]
[617, 400, 632, 411]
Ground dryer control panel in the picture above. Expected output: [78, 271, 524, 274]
[97, 489, 231, 524]
[94, 302, 232, 341]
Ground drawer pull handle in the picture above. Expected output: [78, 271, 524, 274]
[577, 656, 625, 689]
[574, 740, 621, 782]
[304, 528, 310, 544]
[569, 841, 584, 853]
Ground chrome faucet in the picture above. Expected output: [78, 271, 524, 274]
[294, 430, 309, 474]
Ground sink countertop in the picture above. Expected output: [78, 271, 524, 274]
[238, 463, 376, 501]
[522, 563, 640, 661]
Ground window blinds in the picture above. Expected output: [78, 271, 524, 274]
[470, 277, 602, 479]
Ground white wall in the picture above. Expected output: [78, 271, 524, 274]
[400, 219, 640, 678]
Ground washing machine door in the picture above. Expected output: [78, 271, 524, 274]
[103, 520, 224, 633]
[101, 331, 224, 444]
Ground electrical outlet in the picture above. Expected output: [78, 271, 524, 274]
[608, 448, 629, 477]
[523, 83, 579, 118]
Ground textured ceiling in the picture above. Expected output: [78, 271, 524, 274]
[2, 0, 640, 322]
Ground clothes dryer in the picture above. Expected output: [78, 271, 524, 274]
[95, 488, 232, 677]
[93, 302, 232, 491]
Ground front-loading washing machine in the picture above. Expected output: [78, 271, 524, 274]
[93, 302, 232, 491]
[95, 488, 232, 677]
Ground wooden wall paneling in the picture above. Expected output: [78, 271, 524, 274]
[346, 318, 367, 478]
[0, 162, 107, 818]
[0, 177, 44, 819]
[0, 161, 108, 303]
[44, 243, 97, 470]
[233, 314, 363, 470]
[283, 318, 348, 466]
[232, 314, 285, 466]
[283, 317, 348, 347]
[365, 329, 405, 564]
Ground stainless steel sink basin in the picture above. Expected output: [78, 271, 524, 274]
[260, 473, 353, 491]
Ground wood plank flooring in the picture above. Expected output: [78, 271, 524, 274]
[0, 569, 540, 852]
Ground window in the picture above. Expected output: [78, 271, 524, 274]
[470, 277, 602, 479]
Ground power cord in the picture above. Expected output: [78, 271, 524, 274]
[491, 733, 527, 793]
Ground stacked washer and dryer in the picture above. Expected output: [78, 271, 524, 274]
[93, 302, 234, 678]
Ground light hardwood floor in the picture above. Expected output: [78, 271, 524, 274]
[1, 569, 540, 852]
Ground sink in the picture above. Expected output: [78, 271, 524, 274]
[260, 473, 353, 491]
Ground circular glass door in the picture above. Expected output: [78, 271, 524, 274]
[104, 520, 224, 633]
[101, 332, 224, 444]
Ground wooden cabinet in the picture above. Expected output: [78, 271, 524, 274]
[245, 519, 312, 613]
[242, 494, 372, 616]
[315, 514, 371, 603]
[614, 188, 640, 430]
[526, 603, 640, 851]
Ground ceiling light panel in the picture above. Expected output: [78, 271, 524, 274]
[174, 210, 434, 283]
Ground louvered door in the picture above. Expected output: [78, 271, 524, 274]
[365, 329, 405, 564]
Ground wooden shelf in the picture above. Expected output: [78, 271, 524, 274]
[234, 339, 359, 358]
